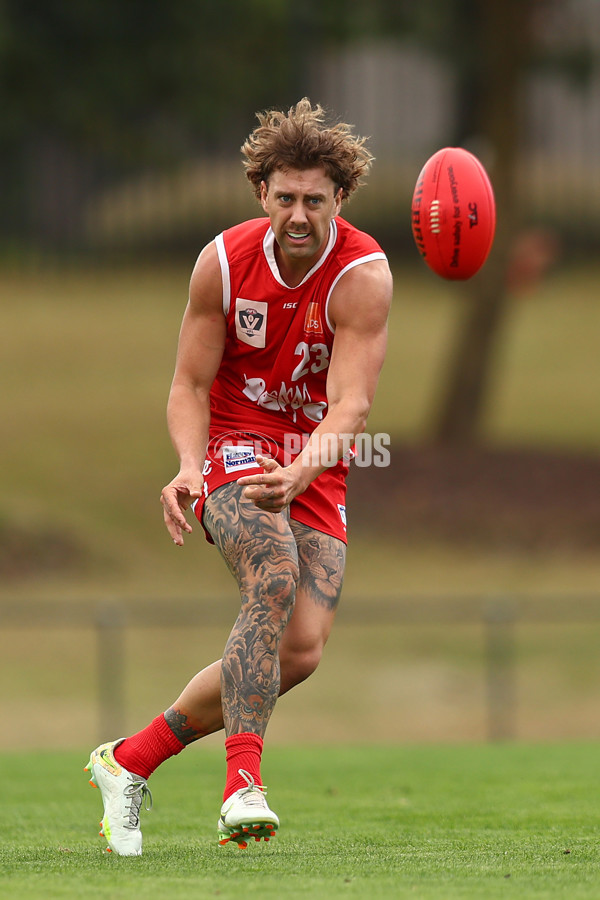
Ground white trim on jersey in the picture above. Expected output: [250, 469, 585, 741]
[214, 232, 231, 315]
[262, 219, 338, 289]
[324, 252, 388, 333]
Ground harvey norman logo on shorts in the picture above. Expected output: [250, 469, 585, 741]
[236, 298, 268, 348]
[222, 445, 261, 474]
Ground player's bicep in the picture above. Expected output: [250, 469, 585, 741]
[326, 321, 388, 414]
[326, 260, 392, 408]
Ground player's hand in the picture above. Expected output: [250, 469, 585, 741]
[160, 472, 204, 546]
[237, 455, 300, 512]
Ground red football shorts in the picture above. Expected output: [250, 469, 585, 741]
[192, 431, 348, 545]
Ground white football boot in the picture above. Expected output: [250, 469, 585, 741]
[84, 739, 152, 856]
[218, 768, 279, 849]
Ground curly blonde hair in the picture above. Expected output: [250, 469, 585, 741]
[241, 98, 374, 202]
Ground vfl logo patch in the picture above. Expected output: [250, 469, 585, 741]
[236, 298, 267, 348]
[337, 504, 347, 528]
[222, 445, 260, 474]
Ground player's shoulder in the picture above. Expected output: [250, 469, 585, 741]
[334, 216, 386, 258]
[328, 220, 392, 327]
[188, 240, 223, 313]
[220, 216, 270, 259]
[330, 217, 391, 294]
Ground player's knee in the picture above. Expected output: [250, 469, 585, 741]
[280, 640, 324, 690]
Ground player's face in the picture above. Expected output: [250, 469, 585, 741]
[260, 167, 342, 270]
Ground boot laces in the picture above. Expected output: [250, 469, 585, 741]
[238, 769, 268, 808]
[123, 777, 153, 829]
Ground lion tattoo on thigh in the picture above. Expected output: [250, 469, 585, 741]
[292, 524, 346, 610]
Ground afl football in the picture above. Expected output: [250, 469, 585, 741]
[411, 147, 496, 280]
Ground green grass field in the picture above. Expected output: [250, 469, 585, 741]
[1, 744, 599, 899]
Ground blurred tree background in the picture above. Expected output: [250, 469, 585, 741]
[3, 0, 598, 257]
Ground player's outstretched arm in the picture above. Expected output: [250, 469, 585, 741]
[160, 242, 226, 544]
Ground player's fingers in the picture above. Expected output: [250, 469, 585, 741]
[255, 454, 280, 471]
[241, 482, 287, 512]
[254, 495, 286, 512]
[160, 487, 193, 533]
[241, 474, 284, 492]
[237, 465, 280, 488]
[177, 484, 203, 510]
[161, 501, 185, 542]
[239, 483, 264, 499]
[237, 472, 265, 487]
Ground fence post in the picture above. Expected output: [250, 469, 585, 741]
[483, 597, 517, 742]
[95, 602, 127, 743]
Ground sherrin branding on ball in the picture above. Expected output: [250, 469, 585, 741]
[411, 147, 496, 280]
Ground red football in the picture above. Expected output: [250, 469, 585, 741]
[411, 147, 496, 280]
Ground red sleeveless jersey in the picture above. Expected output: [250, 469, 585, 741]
[194, 215, 386, 544]
[210, 215, 386, 447]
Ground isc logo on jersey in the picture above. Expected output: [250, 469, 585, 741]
[236, 298, 268, 348]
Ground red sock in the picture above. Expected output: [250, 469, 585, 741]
[113, 714, 185, 779]
[223, 733, 264, 801]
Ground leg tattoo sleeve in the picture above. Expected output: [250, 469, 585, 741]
[203, 483, 299, 738]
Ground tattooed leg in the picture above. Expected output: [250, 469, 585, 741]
[203, 482, 299, 738]
[162, 522, 345, 741]
[164, 662, 223, 745]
